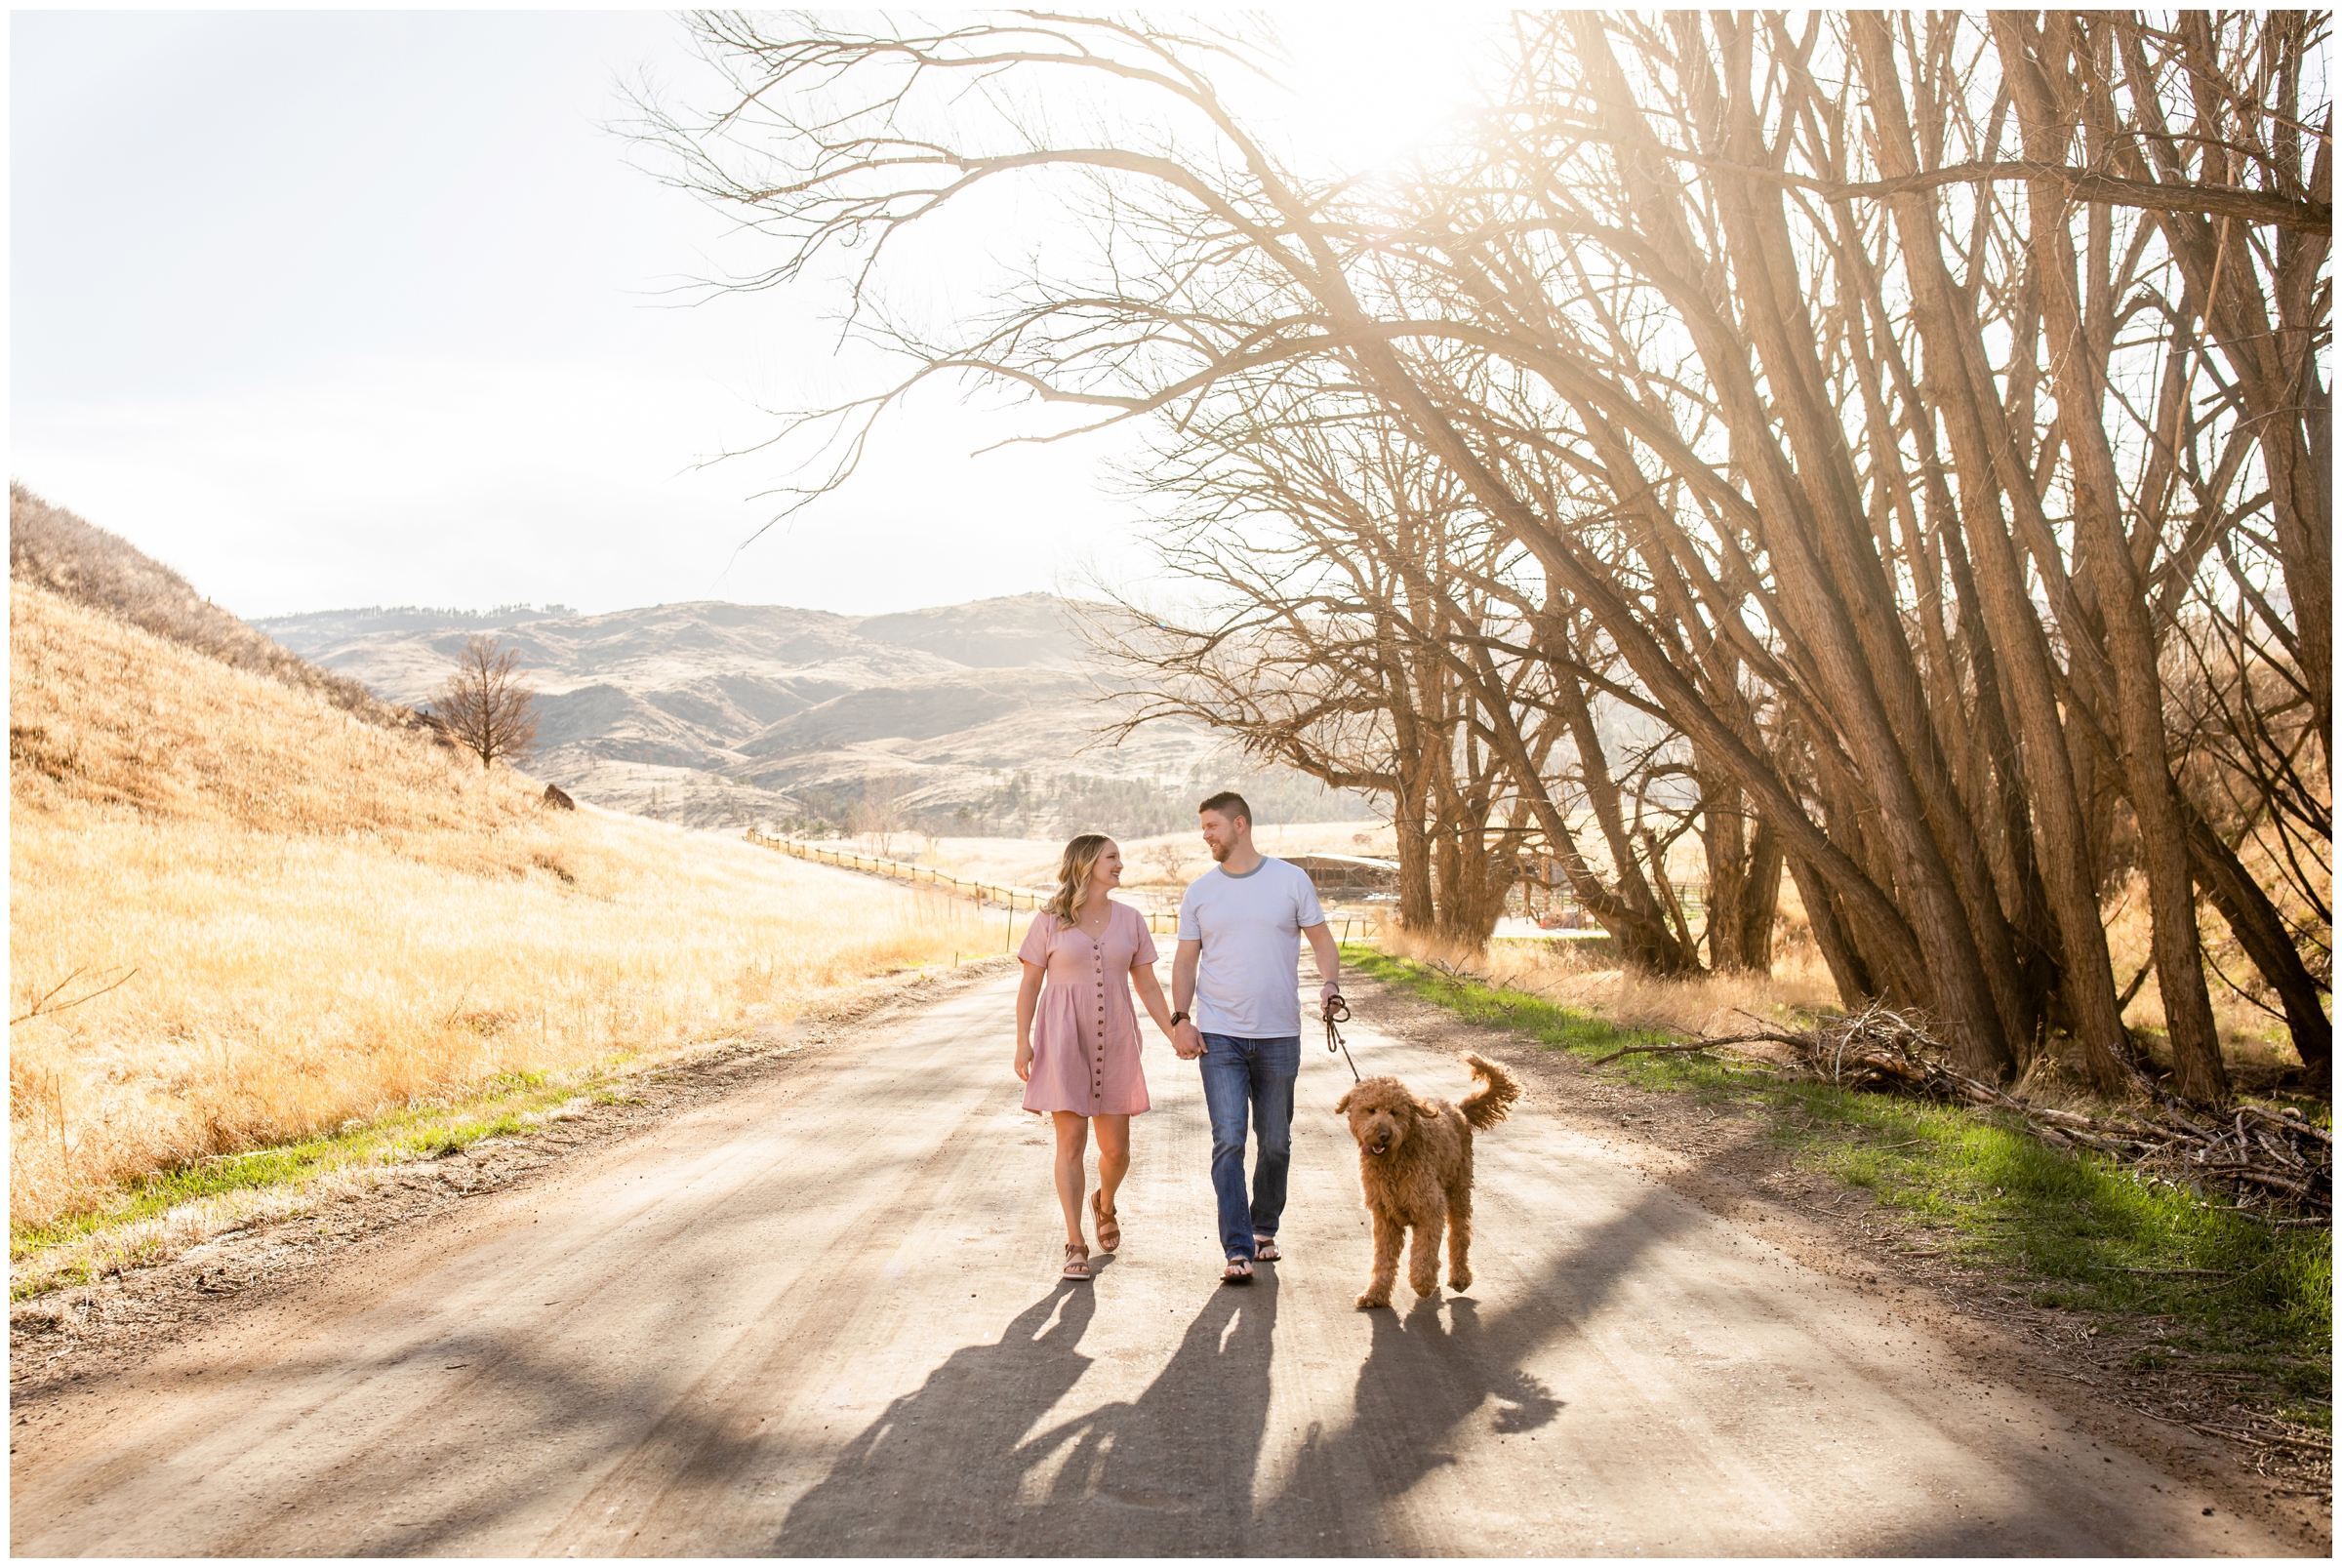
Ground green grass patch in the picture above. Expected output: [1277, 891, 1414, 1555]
[9, 1057, 654, 1301]
[1350, 945, 2332, 1425]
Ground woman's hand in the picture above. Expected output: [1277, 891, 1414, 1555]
[1131, 960, 1181, 1053]
[1014, 959, 1043, 1083]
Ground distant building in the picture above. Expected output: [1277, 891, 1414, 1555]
[1283, 854, 1400, 899]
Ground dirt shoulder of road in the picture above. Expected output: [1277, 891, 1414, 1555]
[1341, 967, 2333, 1555]
[7, 957, 1020, 1409]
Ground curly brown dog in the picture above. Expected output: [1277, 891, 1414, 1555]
[1336, 1051, 1520, 1308]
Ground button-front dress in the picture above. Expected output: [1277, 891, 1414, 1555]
[1019, 904, 1158, 1116]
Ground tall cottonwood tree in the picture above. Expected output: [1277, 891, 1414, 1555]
[636, 11, 2328, 1096]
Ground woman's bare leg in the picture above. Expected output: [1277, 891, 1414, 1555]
[1052, 1111, 1090, 1246]
[1093, 1113, 1131, 1215]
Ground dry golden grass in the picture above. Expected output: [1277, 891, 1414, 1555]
[1371, 920, 1841, 1039]
[2098, 868, 2310, 1078]
[1373, 867, 2311, 1094]
[10, 583, 1018, 1230]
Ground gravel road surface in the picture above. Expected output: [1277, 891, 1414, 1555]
[9, 966, 2294, 1554]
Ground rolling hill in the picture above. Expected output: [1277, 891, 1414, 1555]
[258, 594, 1374, 835]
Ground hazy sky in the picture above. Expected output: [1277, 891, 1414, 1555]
[12, 11, 1486, 619]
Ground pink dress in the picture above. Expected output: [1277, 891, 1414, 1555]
[1020, 904, 1158, 1116]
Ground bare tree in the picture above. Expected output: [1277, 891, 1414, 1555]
[849, 771, 914, 860]
[633, 11, 2327, 1097]
[430, 634, 538, 771]
[1143, 838, 1191, 888]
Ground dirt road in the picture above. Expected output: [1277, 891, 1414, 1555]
[10, 966, 2298, 1554]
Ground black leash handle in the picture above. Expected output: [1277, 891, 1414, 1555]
[1322, 994, 1359, 1082]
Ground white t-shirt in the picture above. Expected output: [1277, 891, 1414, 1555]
[1177, 857, 1326, 1038]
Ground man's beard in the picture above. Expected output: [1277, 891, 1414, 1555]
[1208, 839, 1231, 863]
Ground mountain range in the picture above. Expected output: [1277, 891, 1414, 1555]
[257, 593, 1371, 835]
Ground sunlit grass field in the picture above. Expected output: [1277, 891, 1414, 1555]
[10, 583, 1015, 1236]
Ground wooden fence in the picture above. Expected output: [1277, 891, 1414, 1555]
[747, 830, 1045, 910]
[745, 831, 1365, 942]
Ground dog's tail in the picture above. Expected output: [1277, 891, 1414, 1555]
[1458, 1051, 1520, 1130]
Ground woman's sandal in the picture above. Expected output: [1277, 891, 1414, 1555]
[1252, 1234, 1280, 1263]
[1091, 1191, 1121, 1253]
[1221, 1256, 1253, 1286]
[1063, 1242, 1091, 1280]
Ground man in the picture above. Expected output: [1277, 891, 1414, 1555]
[1169, 791, 1342, 1285]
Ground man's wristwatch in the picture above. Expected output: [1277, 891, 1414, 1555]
[1169, 1011, 1190, 1027]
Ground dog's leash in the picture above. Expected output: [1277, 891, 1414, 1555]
[1322, 994, 1359, 1082]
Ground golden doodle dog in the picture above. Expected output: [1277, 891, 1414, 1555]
[1335, 1052, 1520, 1308]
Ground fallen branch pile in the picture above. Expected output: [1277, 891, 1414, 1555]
[1644, 1002, 2333, 1222]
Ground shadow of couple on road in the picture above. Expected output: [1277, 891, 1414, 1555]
[777, 1266, 1569, 1555]
[779, 1271, 1275, 1554]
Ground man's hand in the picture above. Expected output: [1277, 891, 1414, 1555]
[1172, 1021, 1207, 1060]
[1303, 921, 1341, 1017]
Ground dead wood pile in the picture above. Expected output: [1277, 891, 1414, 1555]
[1668, 1002, 2332, 1222]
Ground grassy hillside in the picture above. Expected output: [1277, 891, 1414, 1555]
[10, 579, 1010, 1233]
[10, 483, 400, 725]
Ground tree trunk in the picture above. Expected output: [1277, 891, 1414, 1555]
[1996, 14, 2230, 1102]
[1788, 854, 1874, 1008]
[1734, 817, 1785, 974]
[1850, 16, 2154, 1094]
[2185, 804, 2333, 1088]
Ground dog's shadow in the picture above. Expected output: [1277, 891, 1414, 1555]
[1253, 1293, 1564, 1549]
[1356, 1296, 1563, 1445]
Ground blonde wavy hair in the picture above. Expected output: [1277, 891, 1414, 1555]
[1044, 832, 1115, 923]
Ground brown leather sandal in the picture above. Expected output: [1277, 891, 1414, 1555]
[1091, 1190, 1121, 1253]
[1063, 1242, 1091, 1280]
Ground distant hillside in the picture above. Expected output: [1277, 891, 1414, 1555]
[260, 593, 1376, 837]
[9, 484, 405, 728]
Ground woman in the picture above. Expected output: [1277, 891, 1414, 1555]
[1014, 833, 1176, 1280]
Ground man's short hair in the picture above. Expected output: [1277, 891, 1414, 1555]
[1197, 790, 1252, 825]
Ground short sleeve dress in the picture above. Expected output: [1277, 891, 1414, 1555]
[1019, 903, 1160, 1116]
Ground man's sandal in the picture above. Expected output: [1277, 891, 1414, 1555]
[1091, 1191, 1121, 1253]
[1253, 1235, 1280, 1263]
[1221, 1256, 1253, 1286]
[1063, 1242, 1091, 1280]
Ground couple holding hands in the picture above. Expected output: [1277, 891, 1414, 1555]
[1013, 791, 1341, 1284]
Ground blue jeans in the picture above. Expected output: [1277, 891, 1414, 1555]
[1197, 1034, 1301, 1261]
